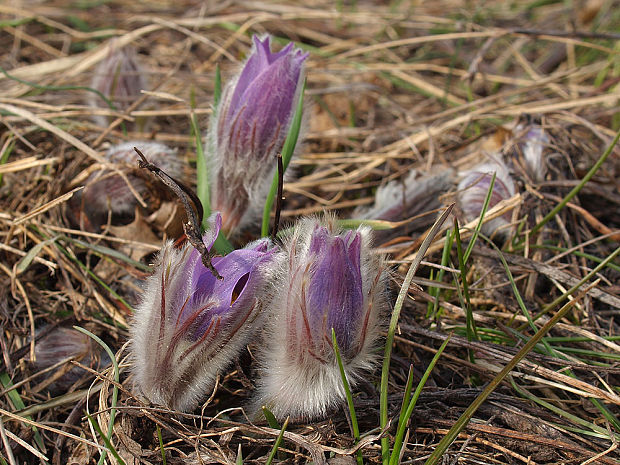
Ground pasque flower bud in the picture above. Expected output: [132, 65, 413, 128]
[207, 35, 309, 235]
[457, 161, 516, 239]
[69, 141, 184, 231]
[130, 213, 281, 411]
[89, 40, 148, 130]
[355, 168, 455, 240]
[254, 217, 387, 421]
[513, 122, 549, 182]
[31, 327, 107, 394]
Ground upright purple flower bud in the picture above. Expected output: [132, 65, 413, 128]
[88, 40, 148, 130]
[513, 123, 549, 182]
[69, 141, 185, 231]
[207, 35, 309, 234]
[130, 213, 281, 411]
[457, 161, 516, 239]
[254, 217, 387, 421]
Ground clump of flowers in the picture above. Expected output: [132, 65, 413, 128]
[69, 141, 184, 231]
[457, 161, 516, 239]
[207, 35, 309, 235]
[130, 213, 282, 412]
[89, 40, 148, 130]
[253, 216, 387, 421]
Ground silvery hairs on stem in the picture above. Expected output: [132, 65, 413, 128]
[253, 215, 388, 421]
[130, 212, 282, 411]
[206, 35, 309, 235]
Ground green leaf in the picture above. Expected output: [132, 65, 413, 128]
[380, 205, 454, 464]
[261, 79, 306, 237]
[332, 328, 363, 465]
[265, 417, 289, 465]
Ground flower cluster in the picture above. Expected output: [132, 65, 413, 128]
[85, 34, 388, 419]
[131, 214, 386, 416]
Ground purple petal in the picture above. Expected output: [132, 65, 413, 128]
[183, 241, 276, 340]
[306, 228, 364, 352]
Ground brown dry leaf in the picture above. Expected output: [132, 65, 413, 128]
[105, 208, 162, 262]
[146, 200, 184, 238]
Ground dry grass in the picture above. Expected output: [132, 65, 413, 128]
[1, 1, 619, 464]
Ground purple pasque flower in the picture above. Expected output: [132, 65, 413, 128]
[254, 216, 387, 421]
[131, 213, 281, 412]
[88, 40, 149, 130]
[208, 35, 309, 235]
[457, 161, 516, 240]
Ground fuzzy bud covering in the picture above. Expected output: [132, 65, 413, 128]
[207, 35, 308, 234]
[130, 213, 281, 411]
[514, 123, 549, 182]
[71, 141, 183, 231]
[253, 217, 387, 421]
[88, 40, 148, 129]
[457, 161, 516, 239]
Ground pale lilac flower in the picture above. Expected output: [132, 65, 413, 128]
[131, 213, 281, 411]
[355, 168, 455, 238]
[207, 35, 309, 234]
[457, 161, 516, 239]
[70, 141, 184, 231]
[513, 123, 549, 182]
[254, 217, 387, 421]
[88, 40, 148, 129]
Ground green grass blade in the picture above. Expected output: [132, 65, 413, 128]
[213, 64, 222, 109]
[453, 219, 478, 344]
[0, 373, 46, 456]
[390, 336, 451, 465]
[265, 417, 289, 465]
[157, 425, 167, 465]
[87, 413, 126, 465]
[530, 129, 620, 237]
[423, 263, 616, 465]
[0, 139, 15, 187]
[262, 406, 280, 430]
[428, 228, 454, 319]
[191, 93, 210, 222]
[67, 237, 152, 272]
[236, 444, 243, 465]
[463, 172, 496, 263]
[332, 328, 363, 465]
[261, 79, 306, 237]
[396, 365, 415, 434]
[380, 204, 454, 464]
[73, 326, 119, 465]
